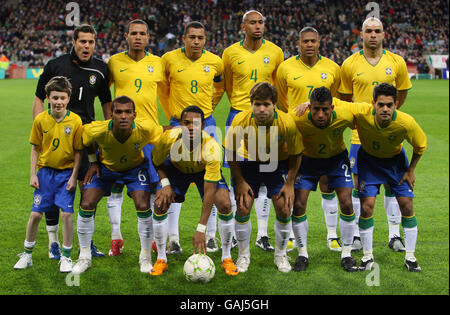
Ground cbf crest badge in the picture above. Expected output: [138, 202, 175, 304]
[89, 74, 96, 85]
[64, 126, 72, 136]
[321, 72, 328, 80]
[148, 66, 154, 73]
[204, 65, 210, 73]
[385, 67, 392, 75]
[134, 143, 140, 151]
[33, 194, 42, 206]
[263, 57, 270, 64]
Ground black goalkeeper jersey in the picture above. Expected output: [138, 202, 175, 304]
[35, 49, 112, 124]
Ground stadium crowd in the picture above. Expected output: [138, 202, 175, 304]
[0, 0, 448, 67]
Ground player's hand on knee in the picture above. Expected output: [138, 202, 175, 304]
[155, 187, 174, 211]
[83, 163, 100, 186]
[30, 174, 39, 189]
[399, 170, 416, 190]
[277, 184, 294, 212]
[236, 182, 253, 211]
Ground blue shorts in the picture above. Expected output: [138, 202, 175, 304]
[84, 161, 151, 196]
[142, 144, 159, 184]
[232, 160, 289, 198]
[170, 114, 219, 141]
[156, 158, 228, 203]
[349, 144, 361, 175]
[295, 150, 353, 191]
[32, 167, 75, 213]
[357, 148, 414, 198]
[223, 108, 241, 168]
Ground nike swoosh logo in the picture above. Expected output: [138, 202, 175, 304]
[43, 130, 49, 133]
[177, 69, 185, 72]
[356, 72, 364, 76]
[237, 61, 245, 64]
[120, 68, 128, 72]
[294, 76, 302, 80]
[345, 179, 352, 182]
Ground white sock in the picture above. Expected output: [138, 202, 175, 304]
[235, 215, 251, 257]
[229, 187, 237, 239]
[168, 202, 182, 242]
[153, 215, 168, 261]
[403, 226, 418, 253]
[77, 215, 94, 253]
[384, 195, 402, 240]
[322, 193, 339, 239]
[137, 216, 153, 251]
[218, 213, 234, 261]
[24, 240, 36, 251]
[274, 218, 292, 256]
[107, 193, 123, 240]
[255, 185, 270, 238]
[46, 224, 59, 246]
[339, 213, 356, 258]
[359, 226, 374, 254]
[352, 191, 361, 238]
[292, 215, 308, 258]
[206, 204, 217, 239]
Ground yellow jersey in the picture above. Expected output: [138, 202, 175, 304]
[82, 119, 163, 172]
[276, 54, 341, 112]
[289, 105, 355, 159]
[29, 110, 83, 170]
[333, 98, 426, 158]
[158, 48, 224, 119]
[224, 109, 303, 162]
[108, 51, 164, 124]
[152, 127, 222, 182]
[222, 39, 284, 111]
[338, 49, 412, 144]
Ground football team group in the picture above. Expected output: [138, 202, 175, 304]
[13, 10, 426, 277]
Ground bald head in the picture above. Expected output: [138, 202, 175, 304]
[242, 10, 264, 23]
[362, 17, 383, 31]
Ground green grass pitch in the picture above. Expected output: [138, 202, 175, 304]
[0, 79, 448, 295]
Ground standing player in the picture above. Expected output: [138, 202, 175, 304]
[158, 21, 225, 253]
[150, 106, 238, 276]
[222, 10, 284, 251]
[106, 19, 165, 256]
[14, 76, 83, 273]
[225, 82, 302, 273]
[289, 87, 358, 272]
[276, 26, 343, 252]
[72, 96, 163, 274]
[335, 83, 426, 272]
[338, 17, 412, 252]
[32, 24, 112, 259]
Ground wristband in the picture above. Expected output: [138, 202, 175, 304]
[88, 154, 97, 163]
[196, 223, 207, 234]
[160, 178, 171, 187]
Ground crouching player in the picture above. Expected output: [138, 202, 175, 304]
[14, 76, 83, 273]
[150, 106, 238, 276]
[290, 87, 358, 272]
[72, 95, 162, 274]
[335, 83, 426, 272]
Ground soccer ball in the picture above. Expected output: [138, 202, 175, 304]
[183, 254, 215, 283]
